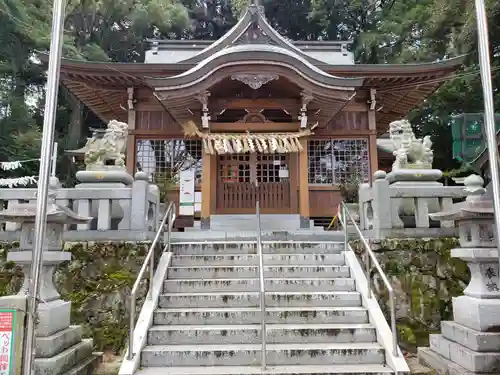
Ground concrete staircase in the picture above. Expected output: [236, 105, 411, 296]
[126, 241, 408, 375]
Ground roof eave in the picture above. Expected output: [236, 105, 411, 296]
[326, 55, 467, 74]
[38, 51, 465, 79]
[145, 47, 364, 92]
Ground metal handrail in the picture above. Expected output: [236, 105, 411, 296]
[339, 201, 399, 357]
[127, 201, 176, 360]
[256, 200, 267, 369]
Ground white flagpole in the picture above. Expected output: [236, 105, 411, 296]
[23, 0, 66, 374]
[51, 142, 58, 177]
[474, 0, 500, 278]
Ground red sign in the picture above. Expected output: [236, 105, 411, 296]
[0, 311, 14, 375]
[0, 313, 13, 332]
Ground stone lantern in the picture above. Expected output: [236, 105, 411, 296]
[0, 182, 101, 374]
[418, 174, 500, 373]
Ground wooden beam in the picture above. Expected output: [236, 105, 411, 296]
[211, 98, 299, 112]
[369, 134, 378, 181]
[298, 139, 310, 227]
[210, 122, 300, 132]
[126, 88, 137, 175]
[201, 153, 214, 229]
[368, 109, 377, 131]
[62, 77, 130, 92]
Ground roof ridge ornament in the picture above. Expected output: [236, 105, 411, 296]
[248, 0, 264, 16]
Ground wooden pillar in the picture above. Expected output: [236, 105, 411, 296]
[368, 110, 378, 182]
[126, 88, 136, 176]
[201, 152, 214, 229]
[298, 139, 310, 228]
[289, 153, 298, 213]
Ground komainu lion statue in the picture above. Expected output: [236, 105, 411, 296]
[84, 120, 128, 169]
[389, 119, 434, 170]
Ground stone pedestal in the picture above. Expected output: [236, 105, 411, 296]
[386, 168, 443, 184]
[0, 190, 102, 375]
[418, 175, 500, 374]
[387, 168, 443, 228]
[75, 166, 134, 228]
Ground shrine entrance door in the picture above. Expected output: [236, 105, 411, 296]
[216, 153, 296, 214]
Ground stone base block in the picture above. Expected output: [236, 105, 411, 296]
[430, 334, 500, 373]
[300, 216, 310, 229]
[76, 168, 133, 185]
[387, 168, 443, 183]
[442, 321, 500, 352]
[35, 338, 94, 375]
[61, 352, 102, 375]
[418, 347, 500, 375]
[36, 326, 83, 358]
[200, 217, 210, 230]
[8, 251, 71, 266]
[453, 295, 500, 332]
[37, 300, 71, 337]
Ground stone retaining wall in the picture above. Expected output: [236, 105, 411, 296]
[0, 241, 151, 354]
[350, 237, 469, 351]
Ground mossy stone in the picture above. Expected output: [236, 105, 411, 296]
[350, 237, 469, 352]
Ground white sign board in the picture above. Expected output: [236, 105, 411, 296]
[179, 169, 196, 216]
[279, 166, 289, 179]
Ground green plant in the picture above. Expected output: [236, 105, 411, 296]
[153, 172, 175, 203]
[339, 176, 361, 203]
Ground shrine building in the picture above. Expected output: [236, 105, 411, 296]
[52, 3, 464, 229]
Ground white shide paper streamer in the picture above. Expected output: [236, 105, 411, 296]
[0, 176, 38, 187]
[0, 161, 23, 171]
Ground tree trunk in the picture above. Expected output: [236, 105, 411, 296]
[67, 91, 84, 149]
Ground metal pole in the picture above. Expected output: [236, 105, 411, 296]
[23, 1, 66, 374]
[474, 0, 500, 281]
[51, 142, 58, 177]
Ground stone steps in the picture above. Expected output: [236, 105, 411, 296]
[135, 364, 394, 375]
[140, 342, 386, 367]
[170, 253, 345, 266]
[147, 323, 377, 345]
[35, 338, 94, 375]
[429, 333, 500, 373]
[208, 214, 316, 232]
[159, 291, 362, 308]
[61, 353, 102, 375]
[171, 232, 346, 242]
[36, 325, 84, 358]
[131, 239, 399, 375]
[153, 307, 369, 325]
[170, 242, 344, 255]
[167, 265, 351, 279]
[163, 278, 356, 293]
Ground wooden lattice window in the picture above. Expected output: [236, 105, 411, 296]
[135, 139, 203, 184]
[218, 155, 251, 183]
[308, 139, 370, 185]
[257, 154, 288, 183]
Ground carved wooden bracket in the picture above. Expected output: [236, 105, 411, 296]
[237, 111, 270, 123]
[127, 87, 136, 110]
[195, 91, 211, 128]
[299, 91, 314, 129]
[231, 74, 279, 90]
[369, 88, 377, 111]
